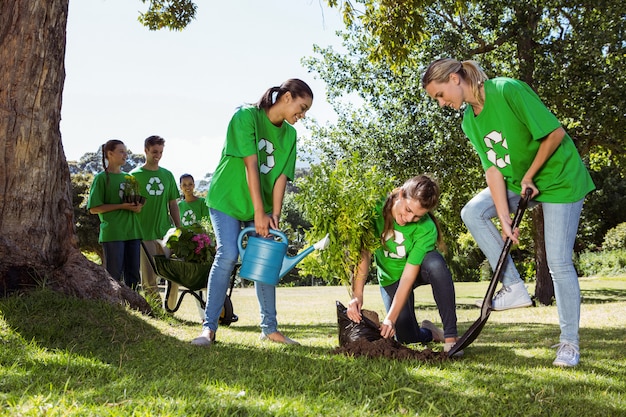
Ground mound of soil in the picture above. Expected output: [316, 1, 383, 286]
[332, 337, 449, 361]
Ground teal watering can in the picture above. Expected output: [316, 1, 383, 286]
[237, 227, 330, 286]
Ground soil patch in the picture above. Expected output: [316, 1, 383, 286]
[332, 337, 449, 361]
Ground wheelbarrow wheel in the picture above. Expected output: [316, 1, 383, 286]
[219, 295, 238, 326]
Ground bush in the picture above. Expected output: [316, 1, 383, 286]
[576, 249, 626, 277]
[603, 222, 626, 251]
[449, 232, 484, 282]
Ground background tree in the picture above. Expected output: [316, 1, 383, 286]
[306, 0, 626, 303]
[0, 0, 198, 310]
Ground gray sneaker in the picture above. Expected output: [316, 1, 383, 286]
[475, 281, 532, 310]
[444, 341, 464, 357]
[552, 342, 580, 367]
[191, 329, 215, 347]
[420, 320, 444, 343]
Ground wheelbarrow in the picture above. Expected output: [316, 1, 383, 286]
[148, 253, 239, 326]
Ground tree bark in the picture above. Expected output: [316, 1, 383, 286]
[531, 205, 555, 305]
[0, 0, 150, 313]
[514, 5, 554, 306]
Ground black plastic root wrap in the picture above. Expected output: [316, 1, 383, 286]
[336, 301, 382, 346]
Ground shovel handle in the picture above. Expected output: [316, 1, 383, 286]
[512, 188, 533, 231]
[447, 189, 534, 357]
[481, 188, 533, 310]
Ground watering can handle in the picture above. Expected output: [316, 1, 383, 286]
[237, 226, 289, 256]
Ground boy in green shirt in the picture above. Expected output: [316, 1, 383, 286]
[131, 135, 181, 306]
[178, 173, 210, 227]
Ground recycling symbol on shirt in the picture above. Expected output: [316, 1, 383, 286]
[483, 130, 510, 168]
[181, 209, 196, 226]
[258, 138, 275, 174]
[383, 230, 407, 259]
[146, 176, 165, 196]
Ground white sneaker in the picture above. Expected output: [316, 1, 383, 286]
[191, 329, 215, 347]
[475, 281, 532, 311]
[552, 342, 580, 367]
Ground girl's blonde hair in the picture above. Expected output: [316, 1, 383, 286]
[421, 58, 489, 106]
[381, 175, 446, 253]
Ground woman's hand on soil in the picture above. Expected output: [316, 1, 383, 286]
[346, 298, 362, 322]
[380, 319, 395, 339]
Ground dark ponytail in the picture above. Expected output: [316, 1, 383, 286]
[102, 139, 124, 188]
[256, 78, 313, 110]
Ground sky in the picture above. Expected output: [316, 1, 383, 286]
[61, 0, 346, 182]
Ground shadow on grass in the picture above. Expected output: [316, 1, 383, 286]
[580, 288, 626, 303]
[1, 289, 625, 416]
[453, 286, 626, 310]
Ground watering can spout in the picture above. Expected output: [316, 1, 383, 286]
[313, 234, 330, 251]
[279, 233, 330, 279]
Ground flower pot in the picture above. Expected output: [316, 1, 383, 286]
[123, 195, 146, 205]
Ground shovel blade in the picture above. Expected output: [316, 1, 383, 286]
[447, 189, 533, 358]
[447, 310, 491, 357]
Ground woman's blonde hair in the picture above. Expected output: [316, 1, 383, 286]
[381, 175, 446, 253]
[421, 58, 489, 106]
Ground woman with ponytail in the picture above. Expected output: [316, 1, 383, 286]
[192, 79, 313, 347]
[422, 58, 595, 366]
[346, 175, 460, 354]
[87, 140, 144, 290]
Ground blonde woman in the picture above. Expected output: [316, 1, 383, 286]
[422, 58, 595, 366]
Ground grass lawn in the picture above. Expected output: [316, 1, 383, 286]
[1, 276, 625, 416]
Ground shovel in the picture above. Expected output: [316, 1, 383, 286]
[447, 188, 533, 357]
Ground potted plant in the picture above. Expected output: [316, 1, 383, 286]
[122, 175, 146, 204]
[166, 223, 216, 264]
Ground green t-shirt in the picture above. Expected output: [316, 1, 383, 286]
[372, 202, 438, 287]
[178, 197, 210, 227]
[208, 105, 297, 220]
[462, 77, 595, 203]
[86, 171, 143, 243]
[130, 166, 179, 240]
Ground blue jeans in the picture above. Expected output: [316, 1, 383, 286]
[461, 188, 584, 345]
[202, 208, 278, 334]
[102, 239, 141, 290]
[379, 251, 459, 343]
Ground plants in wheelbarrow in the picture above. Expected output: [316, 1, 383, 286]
[166, 223, 216, 264]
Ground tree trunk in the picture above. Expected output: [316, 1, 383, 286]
[0, 0, 150, 313]
[531, 205, 555, 305]
[514, 5, 554, 306]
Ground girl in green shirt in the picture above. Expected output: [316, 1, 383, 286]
[178, 173, 209, 227]
[192, 79, 313, 347]
[346, 175, 460, 353]
[87, 140, 144, 290]
[422, 58, 595, 367]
